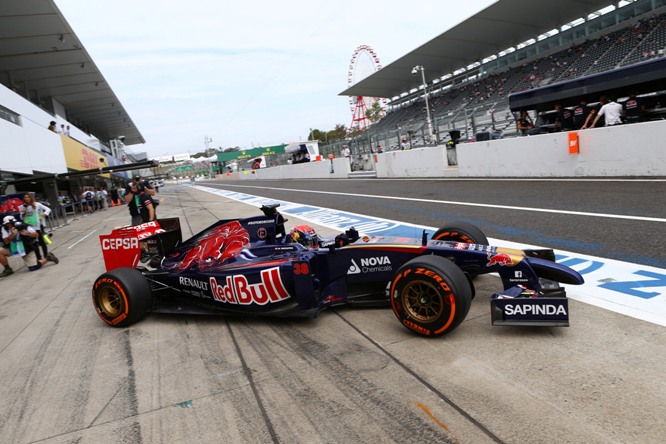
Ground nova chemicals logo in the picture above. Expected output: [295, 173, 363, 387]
[348, 257, 392, 274]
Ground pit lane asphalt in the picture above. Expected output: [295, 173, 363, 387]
[205, 177, 666, 269]
[1, 183, 665, 444]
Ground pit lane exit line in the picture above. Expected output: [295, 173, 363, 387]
[67, 229, 97, 249]
[209, 184, 666, 223]
[196, 185, 666, 327]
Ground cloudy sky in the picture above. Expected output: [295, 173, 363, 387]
[55, 0, 495, 158]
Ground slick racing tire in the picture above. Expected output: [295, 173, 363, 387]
[390, 255, 472, 337]
[92, 267, 152, 327]
[432, 221, 488, 245]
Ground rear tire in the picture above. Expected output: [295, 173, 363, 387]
[432, 221, 488, 245]
[92, 267, 152, 327]
[390, 255, 472, 337]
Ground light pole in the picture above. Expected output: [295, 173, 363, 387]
[411, 65, 434, 143]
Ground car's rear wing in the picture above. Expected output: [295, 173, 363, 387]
[99, 218, 182, 271]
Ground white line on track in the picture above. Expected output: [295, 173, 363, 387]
[67, 229, 97, 249]
[217, 184, 666, 223]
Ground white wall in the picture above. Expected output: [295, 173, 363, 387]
[219, 158, 351, 180]
[374, 147, 457, 178]
[458, 120, 666, 177]
[0, 117, 68, 175]
[0, 83, 77, 175]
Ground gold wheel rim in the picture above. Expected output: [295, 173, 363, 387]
[402, 280, 445, 322]
[98, 286, 124, 317]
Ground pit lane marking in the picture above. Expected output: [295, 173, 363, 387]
[210, 184, 666, 223]
[67, 229, 97, 249]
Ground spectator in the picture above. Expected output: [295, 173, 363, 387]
[19, 193, 54, 261]
[590, 97, 623, 128]
[582, 96, 606, 129]
[401, 138, 410, 150]
[1, 216, 58, 276]
[573, 100, 591, 130]
[341, 145, 351, 158]
[125, 176, 155, 226]
[83, 188, 95, 213]
[515, 111, 534, 135]
[251, 159, 261, 170]
[59, 124, 65, 134]
[623, 94, 645, 123]
[64, 125, 71, 136]
[554, 104, 574, 132]
[47, 121, 57, 132]
[95, 187, 106, 211]
[376, 145, 384, 153]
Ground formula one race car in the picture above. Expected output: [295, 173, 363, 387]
[93, 204, 584, 337]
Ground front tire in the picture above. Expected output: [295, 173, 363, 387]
[92, 267, 152, 327]
[432, 221, 488, 245]
[390, 255, 472, 337]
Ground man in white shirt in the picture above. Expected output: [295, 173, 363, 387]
[590, 98, 623, 128]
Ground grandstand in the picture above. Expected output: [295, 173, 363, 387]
[340, 0, 666, 154]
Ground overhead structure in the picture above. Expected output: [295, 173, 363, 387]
[347, 45, 385, 132]
[339, 0, 622, 101]
[0, 0, 144, 145]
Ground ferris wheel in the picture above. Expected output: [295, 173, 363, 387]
[347, 45, 385, 131]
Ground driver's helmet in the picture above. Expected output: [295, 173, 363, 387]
[289, 225, 319, 248]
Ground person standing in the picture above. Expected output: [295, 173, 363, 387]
[341, 145, 351, 158]
[137, 184, 156, 223]
[554, 104, 574, 132]
[47, 121, 57, 132]
[623, 94, 645, 124]
[19, 193, 55, 262]
[572, 100, 591, 130]
[124, 176, 155, 226]
[582, 96, 606, 129]
[590, 97, 623, 128]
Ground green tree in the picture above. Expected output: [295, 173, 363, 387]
[365, 100, 384, 124]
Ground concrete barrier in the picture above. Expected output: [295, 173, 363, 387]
[216, 120, 666, 179]
[458, 120, 666, 177]
[374, 147, 458, 178]
[218, 158, 351, 180]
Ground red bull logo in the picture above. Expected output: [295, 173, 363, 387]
[209, 267, 290, 305]
[487, 252, 514, 267]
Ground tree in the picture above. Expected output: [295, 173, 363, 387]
[329, 124, 347, 141]
[365, 100, 384, 124]
[309, 129, 327, 141]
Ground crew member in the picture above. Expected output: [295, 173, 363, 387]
[125, 176, 155, 226]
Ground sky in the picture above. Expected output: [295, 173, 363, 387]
[54, 0, 496, 159]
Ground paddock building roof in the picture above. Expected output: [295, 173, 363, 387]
[340, 0, 626, 100]
[0, 0, 145, 145]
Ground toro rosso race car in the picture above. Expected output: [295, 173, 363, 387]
[93, 205, 584, 337]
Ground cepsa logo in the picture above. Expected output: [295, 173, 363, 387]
[210, 267, 290, 305]
[101, 237, 139, 250]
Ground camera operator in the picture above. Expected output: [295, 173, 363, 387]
[1, 216, 58, 276]
[124, 176, 155, 226]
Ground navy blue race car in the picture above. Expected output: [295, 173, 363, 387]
[93, 204, 583, 337]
